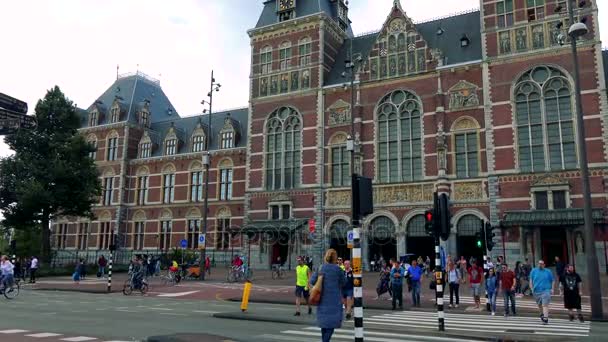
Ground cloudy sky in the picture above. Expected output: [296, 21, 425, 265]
[1, 0, 606, 157]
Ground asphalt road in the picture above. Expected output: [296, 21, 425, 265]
[0, 289, 606, 342]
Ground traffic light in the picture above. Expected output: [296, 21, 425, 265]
[352, 175, 374, 221]
[475, 230, 484, 249]
[438, 193, 451, 241]
[424, 209, 435, 236]
[485, 221, 496, 251]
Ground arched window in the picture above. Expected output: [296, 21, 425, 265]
[164, 129, 178, 156]
[329, 133, 350, 187]
[515, 66, 576, 172]
[265, 107, 302, 190]
[299, 37, 312, 66]
[260, 46, 272, 75]
[452, 118, 480, 178]
[139, 132, 152, 158]
[279, 41, 292, 70]
[457, 214, 482, 236]
[219, 118, 236, 149]
[191, 123, 206, 152]
[377, 90, 422, 183]
[110, 103, 120, 123]
[406, 215, 427, 237]
[89, 109, 98, 127]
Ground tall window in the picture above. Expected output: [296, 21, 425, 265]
[110, 106, 120, 123]
[133, 221, 145, 250]
[160, 221, 172, 251]
[534, 190, 568, 210]
[515, 66, 576, 172]
[191, 171, 203, 202]
[187, 219, 200, 249]
[165, 139, 177, 155]
[88, 139, 97, 160]
[527, 0, 545, 22]
[299, 38, 312, 66]
[89, 111, 98, 127]
[260, 46, 272, 74]
[377, 90, 422, 183]
[98, 222, 113, 250]
[220, 168, 233, 200]
[331, 145, 350, 186]
[497, 0, 514, 28]
[265, 107, 302, 190]
[140, 110, 150, 126]
[77, 223, 89, 250]
[279, 42, 292, 70]
[137, 176, 148, 205]
[221, 131, 234, 149]
[455, 131, 479, 178]
[103, 177, 113, 206]
[139, 142, 151, 158]
[192, 135, 205, 152]
[216, 217, 230, 250]
[107, 136, 118, 161]
[56, 223, 68, 249]
[163, 173, 175, 204]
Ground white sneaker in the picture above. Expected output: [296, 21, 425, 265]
[491, 312, 495, 316]
[455, 304, 459, 308]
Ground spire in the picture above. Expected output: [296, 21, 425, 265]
[393, 0, 403, 11]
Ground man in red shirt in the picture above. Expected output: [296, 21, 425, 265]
[499, 263, 517, 316]
[468, 260, 483, 309]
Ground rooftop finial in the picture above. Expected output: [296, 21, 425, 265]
[116, 64, 119, 80]
[393, 0, 403, 10]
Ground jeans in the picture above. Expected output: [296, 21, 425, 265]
[321, 328, 334, 342]
[504, 290, 516, 314]
[411, 280, 421, 306]
[392, 283, 403, 308]
[449, 282, 460, 305]
[30, 268, 37, 283]
[487, 290, 497, 312]
[99, 267, 105, 277]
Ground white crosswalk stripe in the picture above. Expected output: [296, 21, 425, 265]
[434, 296, 591, 312]
[0, 329, 30, 334]
[26, 333, 64, 338]
[60, 337, 97, 342]
[270, 311, 591, 341]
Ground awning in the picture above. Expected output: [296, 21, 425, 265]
[241, 219, 309, 235]
[501, 209, 605, 227]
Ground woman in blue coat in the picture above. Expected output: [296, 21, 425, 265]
[310, 249, 346, 342]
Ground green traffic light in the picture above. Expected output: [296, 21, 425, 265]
[477, 240, 482, 248]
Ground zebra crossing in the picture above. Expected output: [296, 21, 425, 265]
[262, 310, 591, 341]
[434, 295, 592, 313]
[0, 329, 130, 342]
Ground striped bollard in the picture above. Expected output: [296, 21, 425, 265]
[352, 224, 363, 342]
[435, 240, 445, 331]
[107, 251, 113, 293]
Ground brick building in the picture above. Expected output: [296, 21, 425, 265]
[54, 0, 608, 273]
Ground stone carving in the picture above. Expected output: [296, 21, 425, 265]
[549, 21, 562, 46]
[370, 59, 378, 79]
[448, 81, 480, 110]
[280, 74, 289, 93]
[499, 31, 511, 54]
[452, 181, 484, 201]
[453, 118, 478, 130]
[271, 193, 290, 203]
[532, 25, 545, 49]
[327, 99, 351, 126]
[575, 232, 584, 254]
[301, 70, 310, 89]
[430, 48, 443, 64]
[389, 18, 406, 33]
[291, 71, 299, 91]
[326, 183, 434, 207]
[531, 174, 569, 186]
[270, 75, 278, 95]
[259, 78, 268, 97]
[516, 28, 527, 51]
[437, 122, 447, 172]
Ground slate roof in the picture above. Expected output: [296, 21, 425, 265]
[324, 10, 482, 86]
[148, 108, 248, 157]
[255, 0, 353, 36]
[78, 72, 179, 127]
[603, 50, 608, 91]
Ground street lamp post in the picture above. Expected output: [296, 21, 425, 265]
[200, 70, 221, 281]
[557, 0, 603, 320]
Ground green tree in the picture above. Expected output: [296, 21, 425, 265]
[0, 86, 101, 262]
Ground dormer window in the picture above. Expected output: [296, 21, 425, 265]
[219, 117, 236, 149]
[165, 138, 177, 155]
[460, 34, 470, 47]
[89, 110, 98, 127]
[110, 105, 120, 123]
[139, 132, 152, 158]
[140, 110, 150, 127]
[192, 135, 205, 152]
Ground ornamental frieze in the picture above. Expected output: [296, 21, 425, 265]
[326, 99, 351, 126]
[326, 183, 434, 207]
[448, 80, 480, 111]
[452, 181, 484, 201]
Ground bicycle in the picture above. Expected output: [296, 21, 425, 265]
[123, 273, 148, 296]
[160, 269, 181, 286]
[272, 264, 285, 279]
[0, 278, 20, 300]
[227, 265, 253, 282]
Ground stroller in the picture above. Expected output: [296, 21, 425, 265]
[375, 268, 392, 300]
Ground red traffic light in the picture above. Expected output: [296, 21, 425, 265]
[425, 210, 433, 222]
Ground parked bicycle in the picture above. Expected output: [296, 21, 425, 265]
[271, 264, 285, 280]
[161, 269, 181, 286]
[226, 265, 253, 283]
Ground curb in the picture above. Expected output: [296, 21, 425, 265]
[32, 287, 122, 294]
[213, 312, 315, 326]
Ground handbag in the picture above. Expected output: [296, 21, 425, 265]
[309, 269, 324, 306]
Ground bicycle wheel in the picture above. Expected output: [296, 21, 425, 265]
[3, 283, 19, 300]
[140, 283, 149, 295]
[272, 270, 278, 280]
[123, 280, 133, 295]
[279, 270, 284, 279]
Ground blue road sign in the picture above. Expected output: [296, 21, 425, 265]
[180, 239, 188, 248]
[198, 234, 206, 244]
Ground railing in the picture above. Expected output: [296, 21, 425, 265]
[117, 71, 160, 86]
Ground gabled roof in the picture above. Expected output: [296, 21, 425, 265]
[147, 108, 248, 157]
[79, 72, 179, 127]
[254, 0, 353, 36]
[325, 32, 378, 86]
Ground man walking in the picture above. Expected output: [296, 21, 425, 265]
[530, 260, 554, 325]
[390, 260, 405, 310]
[98, 255, 107, 278]
[561, 264, 584, 322]
[500, 263, 517, 316]
[29, 255, 38, 284]
[294, 256, 312, 316]
[468, 259, 483, 309]
[554, 256, 565, 295]
[408, 259, 423, 307]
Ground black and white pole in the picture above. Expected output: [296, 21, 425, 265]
[352, 219, 363, 342]
[434, 236, 445, 331]
[484, 254, 489, 311]
[107, 251, 113, 293]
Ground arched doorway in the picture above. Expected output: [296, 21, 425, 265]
[406, 214, 434, 265]
[368, 216, 397, 264]
[457, 215, 483, 265]
[329, 219, 350, 260]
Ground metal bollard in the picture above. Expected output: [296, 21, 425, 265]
[241, 280, 252, 312]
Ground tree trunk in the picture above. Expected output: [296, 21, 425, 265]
[40, 215, 51, 263]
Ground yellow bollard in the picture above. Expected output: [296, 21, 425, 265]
[241, 280, 252, 312]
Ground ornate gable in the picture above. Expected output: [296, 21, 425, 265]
[448, 80, 480, 111]
[326, 99, 351, 127]
[369, 0, 429, 80]
[531, 174, 570, 187]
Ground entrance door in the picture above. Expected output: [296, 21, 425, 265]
[329, 220, 350, 260]
[271, 232, 289, 266]
[368, 216, 397, 263]
[406, 214, 435, 265]
[541, 228, 568, 266]
[456, 215, 484, 266]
